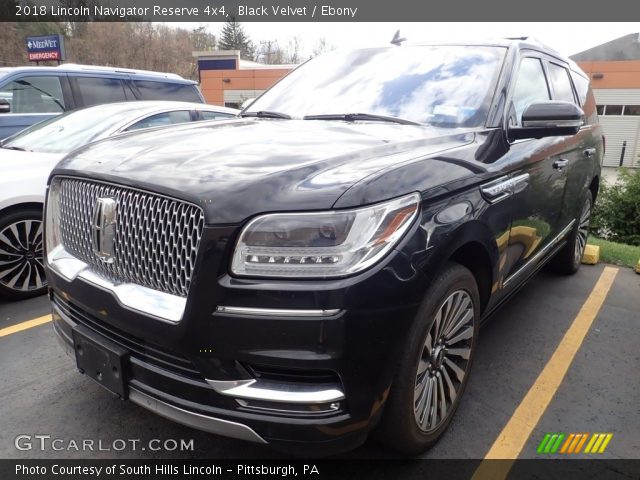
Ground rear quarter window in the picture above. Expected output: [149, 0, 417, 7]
[133, 80, 202, 102]
[76, 76, 127, 106]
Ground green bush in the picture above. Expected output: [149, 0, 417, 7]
[591, 168, 640, 246]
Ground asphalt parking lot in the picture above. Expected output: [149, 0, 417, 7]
[0, 264, 638, 460]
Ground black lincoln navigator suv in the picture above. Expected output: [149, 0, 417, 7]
[45, 39, 602, 455]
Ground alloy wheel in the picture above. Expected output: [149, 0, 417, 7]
[414, 289, 475, 432]
[574, 198, 591, 264]
[0, 219, 46, 293]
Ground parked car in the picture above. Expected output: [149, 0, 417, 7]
[0, 101, 237, 299]
[0, 64, 205, 139]
[45, 39, 602, 455]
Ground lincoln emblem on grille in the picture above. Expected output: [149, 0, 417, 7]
[92, 197, 117, 263]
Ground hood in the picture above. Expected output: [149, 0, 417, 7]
[54, 119, 475, 223]
[0, 148, 63, 180]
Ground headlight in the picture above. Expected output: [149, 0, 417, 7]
[45, 178, 62, 261]
[231, 193, 420, 278]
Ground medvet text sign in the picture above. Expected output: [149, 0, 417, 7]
[25, 34, 66, 62]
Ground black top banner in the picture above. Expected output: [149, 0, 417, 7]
[4, 0, 640, 21]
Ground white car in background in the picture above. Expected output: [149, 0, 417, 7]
[0, 100, 238, 299]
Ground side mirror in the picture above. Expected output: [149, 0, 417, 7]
[0, 99, 10, 114]
[509, 101, 584, 140]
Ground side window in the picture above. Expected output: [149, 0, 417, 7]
[0, 76, 65, 113]
[571, 72, 589, 106]
[133, 80, 202, 102]
[125, 110, 192, 131]
[571, 71, 597, 125]
[511, 57, 550, 125]
[200, 111, 234, 121]
[76, 77, 127, 106]
[548, 63, 576, 103]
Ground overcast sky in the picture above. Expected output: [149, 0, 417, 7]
[182, 22, 639, 59]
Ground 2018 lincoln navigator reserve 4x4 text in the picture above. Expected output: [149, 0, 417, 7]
[45, 39, 603, 455]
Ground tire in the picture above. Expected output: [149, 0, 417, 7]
[375, 262, 480, 456]
[548, 191, 593, 275]
[0, 206, 47, 300]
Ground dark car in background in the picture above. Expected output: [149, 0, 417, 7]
[0, 64, 204, 139]
[45, 39, 603, 455]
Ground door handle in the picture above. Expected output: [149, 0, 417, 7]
[583, 147, 596, 158]
[553, 159, 569, 170]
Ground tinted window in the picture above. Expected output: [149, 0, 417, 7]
[125, 110, 192, 131]
[548, 63, 575, 103]
[571, 71, 597, 125]
[511, 58, 550, 125]
[571, 72, 589, 106]
[201, 111, 234, 120]
[134, 81, 201, 102]
[76, 77, 127, 106]
[246, 46, 507, 128]
[0, 76, 65, 113]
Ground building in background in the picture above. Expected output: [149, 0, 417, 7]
[573, 33, 640, 175]
[193, 50, 295, 109]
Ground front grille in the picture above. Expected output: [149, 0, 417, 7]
[55, 177, 204, 297]
[53, 294, 202, 379]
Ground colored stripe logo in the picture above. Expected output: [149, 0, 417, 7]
[537, 433, 613, 454]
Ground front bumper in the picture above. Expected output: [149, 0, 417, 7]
[48, 228, 429, 454]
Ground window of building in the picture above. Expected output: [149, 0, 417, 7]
[623, 105, 640, 116]
[604, 105, 624, 115]
[596, 105, 605, 115]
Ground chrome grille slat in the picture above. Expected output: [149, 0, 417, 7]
[56, 177, 204, 297]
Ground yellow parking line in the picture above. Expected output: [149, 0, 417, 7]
[471, 266, 618, 479]
[0, 315, 52, 338]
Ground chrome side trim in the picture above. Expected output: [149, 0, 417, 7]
[47, 246, 186, 323]
[523, 119, 584, 128]
[206, 379, 346, 404]
[128, 387, 267, 444]
[480, 173, 530, 204]
[215, 306, 342, 317]
[503, 220, 576, 288]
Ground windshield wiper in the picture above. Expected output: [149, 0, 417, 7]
[240, 111, 291, 119]
[303, 113, 421, 125]
[1, 145, 26, 151]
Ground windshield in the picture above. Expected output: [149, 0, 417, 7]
[246, 45, 506, 128]
[2, 104, 143, 153]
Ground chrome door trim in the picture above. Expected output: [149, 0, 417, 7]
[480, 173, 530, 204]
[214, 306, 342, 317]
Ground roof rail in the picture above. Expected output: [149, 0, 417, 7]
[57, 63, 184, 79]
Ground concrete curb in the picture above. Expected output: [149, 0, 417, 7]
[581, 244, 600, 265]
